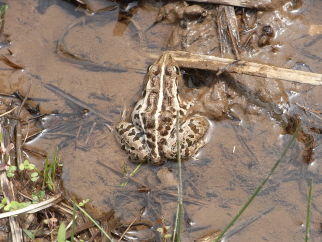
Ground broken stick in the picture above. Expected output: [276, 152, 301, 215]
[164, 51, 322, 86]
[187, 0, 273, 9]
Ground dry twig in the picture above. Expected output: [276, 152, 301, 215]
[0, 194, 62, 219]
[187, 0, 273, 9]
[0, 124, 23, 241]
[155, 51, 322, 86]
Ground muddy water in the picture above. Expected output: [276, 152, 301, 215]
[2, 0, 322, 241]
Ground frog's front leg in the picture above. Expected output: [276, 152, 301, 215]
[164, 115, 209, 160]
[115, 121, 149, 162]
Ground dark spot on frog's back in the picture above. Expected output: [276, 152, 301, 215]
[159, 129, 169, 136]
[133, 135, 140, 141]
[159, 138, 167, 145]
[133, 113, 139, 120]
[187, 139, 193, 146]
[147, 140, 156, 149]
[128, 129, 136, 136]
[150, 150, 157, 158]
[136, 104, 142, 110]
[189, 123, 198, 133]
[117, 129, 125, 135]
[116, 124, 132, 135]
[161, 116, 172, 123]
[146, 133, 156, 142]
[143, 116, 156, 129]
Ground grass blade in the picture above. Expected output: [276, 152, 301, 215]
[305, 178, 313, 242]
[214, 131, 298, 242]
[57, 222, 66, 242]
[72, 201, 113, 242]
[173, 110, 183, 242]
[70, 202, 77, 242]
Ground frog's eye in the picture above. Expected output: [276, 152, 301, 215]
[148, 65, 158, 74]
[167, 66, 179, 75]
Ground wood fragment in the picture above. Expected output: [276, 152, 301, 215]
[0, 106, 17, 117]
[0, 125, 23, 242]
[117, 215, 139, 242]
[0, 55, 24, 69]
[187, 0, 274, 9]
[160, 51, 322, 86]
[216, 6, 229, 56]
[224, 6, 240, 59]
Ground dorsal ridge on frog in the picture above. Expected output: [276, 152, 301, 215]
[115, 53, 209, 165]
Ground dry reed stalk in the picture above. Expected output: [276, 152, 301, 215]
[187, 0, 273, 9]
[161, 51, 322, 86]
[0, 124, 23, 241]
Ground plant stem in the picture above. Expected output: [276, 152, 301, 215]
[305, 178, 313, 242]
[173, 110, 183, 242]
[214, 132, 297, 242]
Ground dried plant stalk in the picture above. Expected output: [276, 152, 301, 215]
[0, 125, 23, 241]
[165, 51, 322, 86]
[187, 0, 273, 9]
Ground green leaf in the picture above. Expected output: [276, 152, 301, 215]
[4, 201, 31, 211]
[57, 222, 66, 242]
[32, 190, 45, 203]
[25, 163, 36, 170]
[31, 172, 38, 177]
[8, 166, 17, 172]
[31, 176, 39, 182]
[4, 204, 10, 211]
[1, 197, 7, 205]
[6, 172, 14, 178]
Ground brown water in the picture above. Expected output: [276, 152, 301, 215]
[3, 0, 322, 241]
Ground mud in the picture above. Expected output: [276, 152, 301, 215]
[1, 0, 322, 241]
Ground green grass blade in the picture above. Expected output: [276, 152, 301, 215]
[130, 163, 142, 176]
[172, 202, 183, 242]
[305, 178, 313, 242]
[70, 202, 77, 242]
[172, 110, 183, 242]
[22, 229, 35, 240]
[214, 131, 298, 242]
[121, 163, 143, 187]
[57, 222, 66, 242]
[72, 201, 113, 241]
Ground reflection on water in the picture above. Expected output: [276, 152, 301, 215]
[1, 0, 322, 241]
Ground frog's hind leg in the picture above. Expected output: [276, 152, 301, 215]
[165, 115, 209, 160]
[115, 121, 149, 162]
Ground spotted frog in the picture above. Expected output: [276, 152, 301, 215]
[115, 53, 209, 165]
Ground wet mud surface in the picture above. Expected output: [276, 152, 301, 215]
[2, 0, 322, 241]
